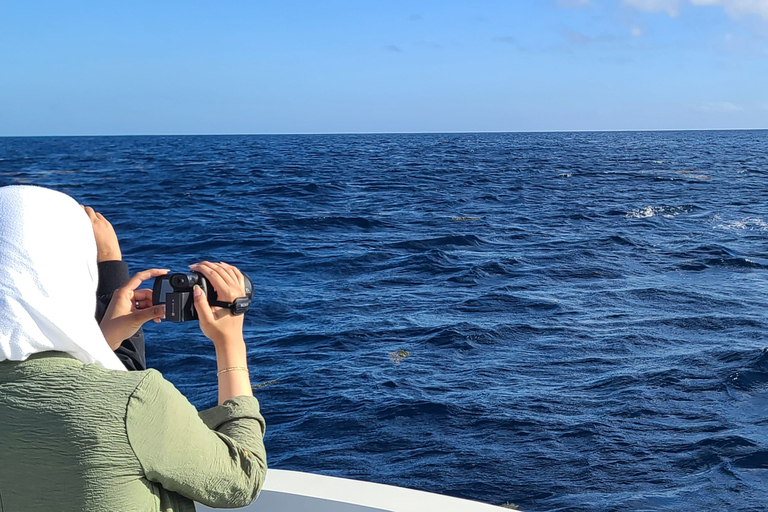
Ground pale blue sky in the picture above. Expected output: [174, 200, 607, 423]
[1, 0, 766, 135]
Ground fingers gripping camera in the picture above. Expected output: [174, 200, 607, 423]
[152, 271, 254, 322]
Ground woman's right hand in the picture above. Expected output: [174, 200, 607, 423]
[190, 261, 247, 346]
[192, 261, 253, 404]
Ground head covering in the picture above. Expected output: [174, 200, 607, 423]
[0, 185, 126, 371]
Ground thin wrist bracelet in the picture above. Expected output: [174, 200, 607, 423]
[217, 366, 249, 377]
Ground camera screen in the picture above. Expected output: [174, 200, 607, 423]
[155, 279, 175, 304]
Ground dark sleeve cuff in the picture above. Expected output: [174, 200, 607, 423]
[96, 260, 147, 371]
[115, 331, 147, 371]
[199, 396, 265, 431]
[96, 260, 130, 297]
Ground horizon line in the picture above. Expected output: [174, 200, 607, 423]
[1, 127, 767, 138]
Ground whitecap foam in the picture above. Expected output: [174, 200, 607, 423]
[713, 216, 768, 231]
[626, 206, 660, 219]
[625, 206, 692, 219]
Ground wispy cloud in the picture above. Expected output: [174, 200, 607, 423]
[691, 0, 768, 20]
[492, 36, 528, 51]
[630, 25, 646, 37]
[415, 40, 443, 50]
[624, 0, 683, 17]
[491, 36, 517, 45]
[556, 0, 592, 8]
[564, 29, 620, 44]
[565, 29, 594, 44]
[625, 0, 768, 20]
[716, 31, 768, 56]
[698, 101, 745, 112]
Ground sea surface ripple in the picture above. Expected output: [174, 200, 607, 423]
[2, 131, 768, 511]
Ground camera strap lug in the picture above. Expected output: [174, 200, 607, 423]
[210, 297, 251, 316]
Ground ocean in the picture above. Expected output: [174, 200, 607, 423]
[2, 130, 767, 511]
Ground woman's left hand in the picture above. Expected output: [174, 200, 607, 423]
[100, 269, 168, 349]
[82, 206, 122, 263]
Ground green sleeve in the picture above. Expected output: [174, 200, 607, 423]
[126, 370, 267, 508]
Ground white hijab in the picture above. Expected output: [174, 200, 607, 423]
[0, 185, 126, 371]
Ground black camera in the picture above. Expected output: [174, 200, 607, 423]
[152, 271, 254, 322]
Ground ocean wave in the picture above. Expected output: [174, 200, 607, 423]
[376, 400, 452, 420]
[446, 260, 523, 284]
[457, 292, 562, 313]
[390, 234, 489, 251]
[260, 181, 346, 197]
[384, 249, 462, 276]
[670, 435, 761, 472]
[675, 257, 768, 272]
[420, 324, 500, 349]
[669, 244, 768, 271]
[733, 450, 768, 469]
[726, 349, 768, 392]
[277, 215, 390, 231]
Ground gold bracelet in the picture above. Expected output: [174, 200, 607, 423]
[217, 366, 249, 377]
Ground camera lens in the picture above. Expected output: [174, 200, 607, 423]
[171, 275, 187, 287]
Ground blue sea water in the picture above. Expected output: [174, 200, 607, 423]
[2, 131, 768, 511]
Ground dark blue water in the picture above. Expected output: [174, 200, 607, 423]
[2, 131, 768, 511]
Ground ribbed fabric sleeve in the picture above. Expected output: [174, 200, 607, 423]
[96, 260, 131, 300]
[126, 370, 267, 509]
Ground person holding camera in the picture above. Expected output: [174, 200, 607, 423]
[0, 185, 266, 511]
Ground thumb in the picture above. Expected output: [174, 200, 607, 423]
[134, 304, 166, 325]
[193, 285, 214, 323]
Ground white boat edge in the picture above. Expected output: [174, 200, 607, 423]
[195, 469, 519, 512]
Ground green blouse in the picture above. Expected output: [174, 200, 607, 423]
[0, 352, 267, 512]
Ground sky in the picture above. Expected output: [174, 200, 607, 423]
[0, 0, 767, 136]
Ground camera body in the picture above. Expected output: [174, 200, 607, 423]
[152, 271, 253, 322]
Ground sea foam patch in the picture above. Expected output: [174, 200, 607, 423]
[625, 205, 695, 219]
